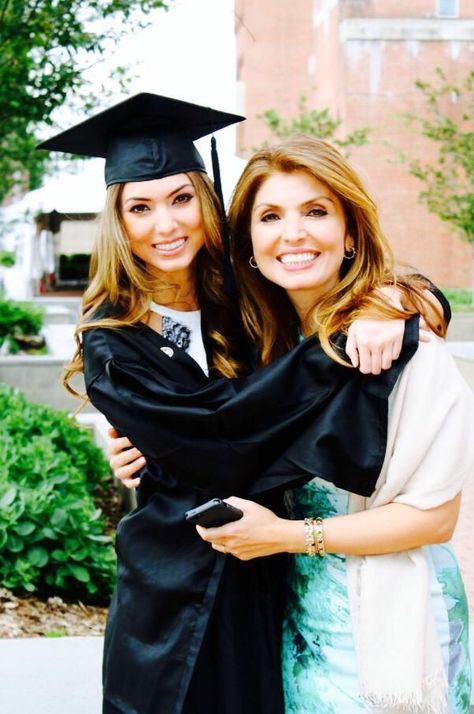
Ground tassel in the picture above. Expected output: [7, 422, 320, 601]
[211, 136, 237, 295]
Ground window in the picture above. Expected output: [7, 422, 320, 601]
[436, 0, 459, 17]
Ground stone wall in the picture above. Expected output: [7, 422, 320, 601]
[0, 355, 95, 413]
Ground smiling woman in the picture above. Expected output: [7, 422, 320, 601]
[121, 175, 205, 284]
[201, 136, 474, 713]
[250, 171, 350, 315]
[39, 94, 284, 714]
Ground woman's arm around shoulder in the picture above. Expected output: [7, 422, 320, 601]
[197, 336, 474, 560]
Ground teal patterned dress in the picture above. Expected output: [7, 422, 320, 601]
[282, 478, 471, 713]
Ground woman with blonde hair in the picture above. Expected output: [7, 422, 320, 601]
[197, 136, 473, 713]
[41, 93, 287, 714]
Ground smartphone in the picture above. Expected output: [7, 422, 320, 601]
[185, 498, 243, 528]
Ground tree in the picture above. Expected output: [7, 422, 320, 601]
[258, 95, 370, 154]
[0, 0, 172, 203]
[403, 69, 474, 246]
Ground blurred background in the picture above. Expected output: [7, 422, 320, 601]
[0, 0, 472, 302]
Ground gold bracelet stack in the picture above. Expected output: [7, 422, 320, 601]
[304, 518, 316, 557]
[304, 517, 326, 557]
[313, 517, 326, 557]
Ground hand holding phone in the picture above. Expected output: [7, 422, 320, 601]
[185, 498, 244, 528]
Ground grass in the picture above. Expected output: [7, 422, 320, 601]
[443, 289, 474, 312]
[45, 629, 67, 638]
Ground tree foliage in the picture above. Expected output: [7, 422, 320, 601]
[0, 0, 172, 203]
[404, 69, 474, 244]
[259, 95, 370, 154]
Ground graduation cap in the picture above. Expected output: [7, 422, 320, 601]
[37, 93, 245, 291]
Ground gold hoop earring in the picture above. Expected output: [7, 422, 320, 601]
[249, 256, 259, 269]
[344, 246, 356, 260]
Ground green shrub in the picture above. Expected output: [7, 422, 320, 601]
[0, 251, 16, 268]
[443, 288, 474, 311]
[0, 298, 44, 352]
[0, 385, 116, 603]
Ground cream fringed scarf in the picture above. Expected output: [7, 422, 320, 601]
[346, 337, 474, 713]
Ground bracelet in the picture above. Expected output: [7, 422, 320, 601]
[304, 518, 316, 557]
[313, 517, 326, 557]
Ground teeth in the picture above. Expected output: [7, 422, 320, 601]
[154, 238, 186, 252]
[279, 252, 316, 265]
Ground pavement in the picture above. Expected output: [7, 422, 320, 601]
[0, 636, 103, 714]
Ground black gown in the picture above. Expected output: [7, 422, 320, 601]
[83, 317, 419, 714]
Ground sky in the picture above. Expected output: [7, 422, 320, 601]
[106, 0, 237, 109]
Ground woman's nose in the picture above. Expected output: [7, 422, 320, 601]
[282, 216, 307, 242]
[153, 207, 176, 235]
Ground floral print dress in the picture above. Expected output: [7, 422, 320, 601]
[282, 478, 471, 713]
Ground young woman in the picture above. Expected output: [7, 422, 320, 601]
[42, 93, 449, 714]
[195, 136, 474, 713]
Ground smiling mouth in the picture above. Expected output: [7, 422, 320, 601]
[277, 251, 319, 266]
[153, 238, 187, 253]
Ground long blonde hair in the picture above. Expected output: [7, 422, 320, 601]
[64, 171, 245, 396]
[229, 136, 443, 365]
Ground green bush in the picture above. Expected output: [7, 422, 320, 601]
[0, 251, 16, 268]
[443, 288, 474, 311]
[0, 385, 116, 603]
[0, 298, 44, 353]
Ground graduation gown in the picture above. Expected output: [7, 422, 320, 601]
[83, 317, 419, 714]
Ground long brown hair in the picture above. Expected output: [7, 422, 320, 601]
[229, 136, 444, 365]
[64, 171, 245, 396]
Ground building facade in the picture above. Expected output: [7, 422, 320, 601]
[235, 0, 474, 287]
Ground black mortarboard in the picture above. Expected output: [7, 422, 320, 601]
[37, 92, 244, 187]
[37, 93, 245, 292]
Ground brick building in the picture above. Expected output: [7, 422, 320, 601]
[235, 0, 474, 288]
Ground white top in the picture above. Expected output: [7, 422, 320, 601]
[149, 301, 209, 376]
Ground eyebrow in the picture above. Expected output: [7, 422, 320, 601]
[123, 183, 194, 205]
[253, 195, 335, 212]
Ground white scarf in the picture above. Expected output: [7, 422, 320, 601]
[346, 337, 474, 713]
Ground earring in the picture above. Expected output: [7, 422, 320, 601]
[249, 256, 259, 269]
[344, 246, 356, 260]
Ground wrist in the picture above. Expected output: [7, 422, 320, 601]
[279, 519, 307, 554]
[263, 517, 298, 555]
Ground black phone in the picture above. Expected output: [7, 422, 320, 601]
[185, 498, 244, 528]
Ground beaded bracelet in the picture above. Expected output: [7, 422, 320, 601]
[303, 517, 316, 557]
[313, 517, 326, 557]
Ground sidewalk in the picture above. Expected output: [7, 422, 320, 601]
[0, 636, 102, 714]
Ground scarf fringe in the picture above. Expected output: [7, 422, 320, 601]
[362, 672, 448, 713]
